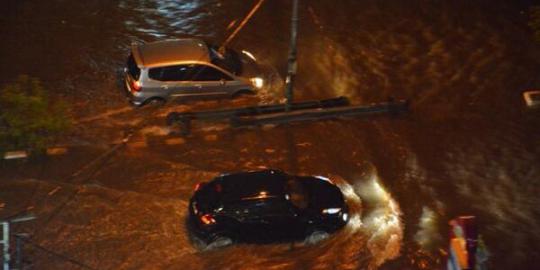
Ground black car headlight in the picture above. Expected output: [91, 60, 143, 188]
[321, 208, 342, 215]
[191, 202, 198, 215]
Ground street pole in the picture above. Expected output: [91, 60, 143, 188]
[285, 0, 300, 111]
[1, 222, 9, 270]
[14, 237, 20, 270]
[1, 215, 36, 270]
[219, 0, 265, 54]
[14, 234, 28, 270]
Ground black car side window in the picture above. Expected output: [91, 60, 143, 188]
[249, 199, 295, 217]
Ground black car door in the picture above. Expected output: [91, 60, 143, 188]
[236, 198, 304, 242]
[262, 199, 306, 240]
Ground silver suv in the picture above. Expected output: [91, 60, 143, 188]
[124, 39, 264, 106]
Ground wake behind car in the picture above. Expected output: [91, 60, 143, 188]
[124, 38, 265, 106]
[188, 170, 349, 248]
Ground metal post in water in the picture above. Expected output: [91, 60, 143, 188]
[14, 234, 27, 270]
[14, 238, 20, 270]
[1, 222, 9, 270]
[285, 0, 300, 110]
[1, 215, 36, 270]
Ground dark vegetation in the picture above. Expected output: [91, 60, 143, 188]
[0, 75, 71, 156]
[530, 5, 540, 43]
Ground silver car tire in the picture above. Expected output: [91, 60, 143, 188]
[144, 97, 165, 107]
[232, 89, 255, 99]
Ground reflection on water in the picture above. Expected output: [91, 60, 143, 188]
[121, 0, 209, 39]
[445, 144, 540, 266]
[308, 39, 362, 101]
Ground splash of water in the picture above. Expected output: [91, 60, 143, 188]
[356, 174, 404, 269]
[414, 206, 442, 250]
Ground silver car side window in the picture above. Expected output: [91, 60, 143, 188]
[192, 65, 233, 81]
[149, 65, 193, 81]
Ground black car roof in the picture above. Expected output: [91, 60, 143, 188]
[216, 170, 287, 202]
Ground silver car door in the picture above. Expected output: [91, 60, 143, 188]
[190, 64, 239, 97]
[151, 64, 199, 98]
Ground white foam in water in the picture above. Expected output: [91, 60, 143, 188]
[356, 174, 404, 268]
[335, 180, 363, 231]
[334, 172, 404, 268]
[414, 206, 442, 250]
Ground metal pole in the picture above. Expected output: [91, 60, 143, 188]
[219, 0, 266, 53]
[14, 238, 20, 270]
[14, 234, 27, 270]
[285, 0, 300, 110]
[1, 222, 9, 270]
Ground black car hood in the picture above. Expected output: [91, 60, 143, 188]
[299, 177, 346, 210]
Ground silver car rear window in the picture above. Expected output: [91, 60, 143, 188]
[127, 54, 141, 80]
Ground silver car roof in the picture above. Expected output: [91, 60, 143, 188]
[132, 39, 211, 68]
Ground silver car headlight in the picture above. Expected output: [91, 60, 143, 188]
[250, 77, 264, 89]
[242, 50, 257, 61]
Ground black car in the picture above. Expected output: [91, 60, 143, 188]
[188, 170, 349, 248]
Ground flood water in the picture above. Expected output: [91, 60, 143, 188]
[1, 0, 540, 269]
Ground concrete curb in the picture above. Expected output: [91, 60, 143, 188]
[2, 147, 69, 160]
[3, 151, 28, 160]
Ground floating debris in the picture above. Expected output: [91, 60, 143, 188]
[523, 90, 540, 108]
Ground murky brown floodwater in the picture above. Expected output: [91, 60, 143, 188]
[1, 0, 540, 269]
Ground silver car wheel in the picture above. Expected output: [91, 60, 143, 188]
[144, 97, 165, 107]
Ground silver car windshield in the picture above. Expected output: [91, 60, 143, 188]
[207, 44, 243, 76]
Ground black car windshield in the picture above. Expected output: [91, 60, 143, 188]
[218, 172, 286, 202]
[207, 43, 243, 75]
[285, 178, 309, 209]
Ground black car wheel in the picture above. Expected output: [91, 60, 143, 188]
[205, 233, 235, 250]
[304, 229, 329, 245]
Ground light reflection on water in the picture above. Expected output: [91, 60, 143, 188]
[445, 144, 540, 265]
[120, 0, 212, 39]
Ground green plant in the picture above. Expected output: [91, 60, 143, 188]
[0, 75, 71, 156]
